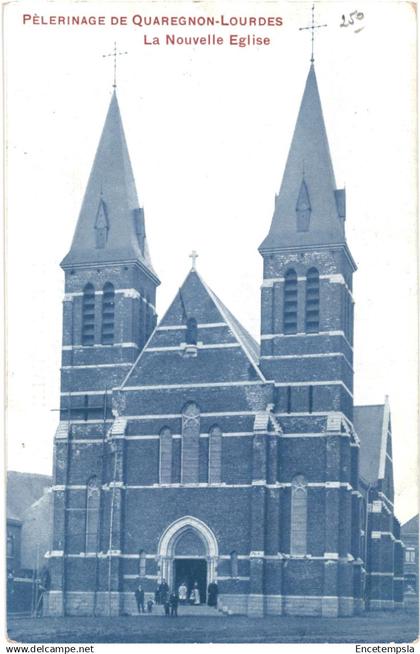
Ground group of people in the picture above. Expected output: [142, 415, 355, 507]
[177, 581, 199, 606]
[134, 579, 219, 616]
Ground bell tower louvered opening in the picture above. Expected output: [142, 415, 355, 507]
[283, 269, 298, 334]
[305, 267, 320, 333]
[82, 284, 95, 346]
[101, 282, 115, 345]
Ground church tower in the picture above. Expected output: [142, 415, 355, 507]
[48, 90, 159, 616]
[259, 64, 363, 616]
[59, 91, 160, 421]
[259, 64, 355, 414]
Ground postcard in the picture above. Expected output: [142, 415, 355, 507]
[4, 0, 418, 648]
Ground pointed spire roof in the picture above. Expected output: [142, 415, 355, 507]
[260, 64, 346, 252]
[61, 91, 159, 281]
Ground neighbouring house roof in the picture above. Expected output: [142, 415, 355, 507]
[7, 471, 52, 522]
[402, 514, 419, 535]
[7, 512, 22, 526]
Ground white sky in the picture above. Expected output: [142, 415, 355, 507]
[4, 1, 418, 523]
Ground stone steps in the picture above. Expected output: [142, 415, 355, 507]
[177, 604, 224, 617]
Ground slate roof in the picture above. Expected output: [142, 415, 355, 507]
[401, 515, 419, 535]
[197, 272, 260, 369]
[354, 404, 387, 484]
[260, 64, 346, 251]
[7, 471, 52, 523]
[61, 91, 158, 280]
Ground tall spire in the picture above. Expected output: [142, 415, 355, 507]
[61, 91, 159, 281]
[259, 65, 346, 252]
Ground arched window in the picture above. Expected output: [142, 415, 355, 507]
[283, 269, 298, 334]
[83, 394, 89, 422]
[349, 299, 354, 344]
[230, 551, 238, 578]
[291, 475, 307, 556]
[7, 535, 14, 558]
[145, 295, 152, 339]
[208, 425, 222, 484]
[286, 386, 292, 414]
[85, 476, 100, 552]
[186, 317, 198, 345]
[101, 283, 115, 345]
[139, 550, 146, 578]
[182, 402, 200, 484]
[82, 284, 95, 346]
[138, 293, 146, 346]
[159, 427, 172, 484]
[305, 268, 320, 333]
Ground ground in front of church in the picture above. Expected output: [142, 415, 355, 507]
[7, 609, 419, 643]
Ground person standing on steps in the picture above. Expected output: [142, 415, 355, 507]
[160, 580, 170, 616]
[158, 578, 169, 605]
[169, 591, 178, 617]
[154, 584, 160, 605]
[178, 581, 188, 605]
[207, 580, 218, 607]
[134, 583, 145, 613]
[190, 581, 200, 605]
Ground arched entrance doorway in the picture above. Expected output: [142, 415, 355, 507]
[157, 516, 218, 604]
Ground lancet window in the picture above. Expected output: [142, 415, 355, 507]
[82, 283, 95, 346]
[139, 550, 146, 578]
[230, 551, 238, 578]
[181, 402, 200, 484]
[101, 282, 115, 345]
[186, 317, 198, 345]
[291, 474, 307, 556]
[283, 269, 298, 334]
[85, 476, 100, 552]
[305, 268, 320, 333]
[159, 427, 173, 484]
[208, 425, 222, 484]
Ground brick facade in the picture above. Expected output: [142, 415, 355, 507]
[46, 65, 403, 617]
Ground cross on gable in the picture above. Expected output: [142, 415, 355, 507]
[299, 4, 327, 64]
[102, 42, 128, 89]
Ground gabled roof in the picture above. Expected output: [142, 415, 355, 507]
[197, 272, 260, 368]
[122, 269, 264, 388]
[401, 514, 419, 535]
[354, 400, 390, 485]
[7, 471, 52, 522]
[260, 64, 346, 252]
[61, 91, 158, 281]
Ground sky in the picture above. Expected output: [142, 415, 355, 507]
[4, 0, 418, 523]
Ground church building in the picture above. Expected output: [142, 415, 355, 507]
[45, 60, 404, 617]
